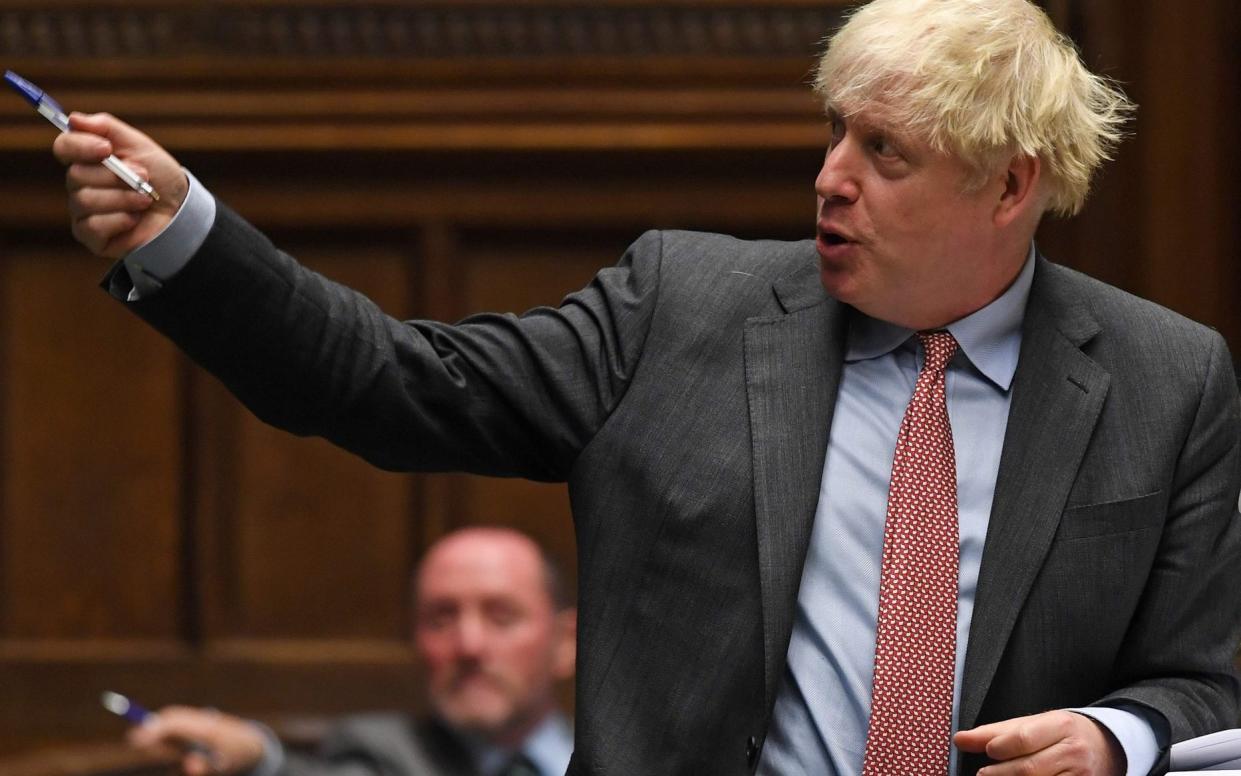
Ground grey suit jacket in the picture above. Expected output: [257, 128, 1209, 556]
[107, 203, 1241, 775]
[275, 714, 474, 776]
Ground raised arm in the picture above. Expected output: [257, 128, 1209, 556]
[51, 114, 662, 481]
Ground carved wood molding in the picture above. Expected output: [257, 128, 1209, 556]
[0, 3, 846, 151]
[1, 3, 847, 63]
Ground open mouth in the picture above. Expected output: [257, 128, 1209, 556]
[822, 232, 849, 246]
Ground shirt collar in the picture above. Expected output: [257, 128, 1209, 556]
[521, 711, 574, 776]
[844, 244, 1035, 391]
[465, 711, 573, 776]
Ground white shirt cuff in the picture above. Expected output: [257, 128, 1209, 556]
[1071, 706, 1161, 776]
[123, 168, 216, 301]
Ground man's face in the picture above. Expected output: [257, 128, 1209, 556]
[814, 107, 1014, 329]
[414, 530, 575, 745]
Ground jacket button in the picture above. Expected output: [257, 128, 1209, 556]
[746, 735, 760, 767]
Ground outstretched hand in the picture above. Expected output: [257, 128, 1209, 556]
[52, 112, 187, 259]
[955, 710, 1124, 775]
[126, 705, 267, 776]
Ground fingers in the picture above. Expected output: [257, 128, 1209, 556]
[982, 712, 1069, 761]
[67, 184, 154, 220]
[955, 716, 1020, 753]
[54, 113, 155, 163]
[50, 112, 186, 258]
[127, 706, 265, 776]
[64, 156, 163, 258]
[53, 130, 113, 166]
[70, 212, 142, 257]
[65, 112, 181, 197]
[975, 740, 1077, 775]
[182, 750, 216, 776]
[66, 162, 129, 192]
[131, 706, 223, 746]
[127, 715, 220, 776]
[957, 710, 1121, 776]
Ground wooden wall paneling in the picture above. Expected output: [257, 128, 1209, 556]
[1223, 0, 1241, 353]
[184, 334, 238, 646]
[192, 237, 419, 643]
[0, 247, 183, 642]
[1134, 0, 1241, 347]
[1037, 0, 1241, 351]
[459, 230, 628, 314]
[203, 153, 822, 232]
[413, 220, 467, 552]
[1034, 0, 1145, 296]
[0, 741, 178, 776]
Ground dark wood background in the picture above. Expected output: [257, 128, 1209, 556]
[0, 0, 1237, 770]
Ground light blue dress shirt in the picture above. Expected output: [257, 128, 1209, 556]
[128, 179, 1157, 775]
[757, 250, 1158, 775]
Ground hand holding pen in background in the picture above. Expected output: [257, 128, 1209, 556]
[103, 692, 265, 776]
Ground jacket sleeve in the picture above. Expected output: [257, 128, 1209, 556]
[104, 201, 665, 480]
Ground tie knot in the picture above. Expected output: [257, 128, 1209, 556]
[917, 330, 958, 374]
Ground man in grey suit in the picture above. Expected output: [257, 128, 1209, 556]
[126, 527, 576, 776]
[52, 0, 1241, 773]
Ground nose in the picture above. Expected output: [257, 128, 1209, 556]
[452, 612, 488, 657]
[815, 142, 861, 204]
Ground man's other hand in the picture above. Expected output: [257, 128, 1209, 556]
[52, 113, 187, 259]
[955, 709, 1124, 775]
[126, 705, 266, 776]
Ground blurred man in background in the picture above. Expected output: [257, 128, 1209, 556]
[128, 527, 576, 776]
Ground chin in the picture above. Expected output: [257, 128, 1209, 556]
[445, 706, 512, 734]
[819, 265, 860, 304]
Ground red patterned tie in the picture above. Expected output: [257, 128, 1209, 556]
[862, 330, 960, 776]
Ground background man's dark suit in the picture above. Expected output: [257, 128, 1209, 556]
[276, 715, 475, 776]
[107, 204, 1241, 775]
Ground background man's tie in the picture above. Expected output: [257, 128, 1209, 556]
[498, 751, 541, 776]
[862, 331, 960, 776]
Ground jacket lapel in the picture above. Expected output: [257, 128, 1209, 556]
[745, 263, 847, 712]
[957, 260, 1110, 731]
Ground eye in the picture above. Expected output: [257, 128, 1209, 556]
[419, 602, 458, 630]
[422, 612, 453, 630]
[870, 135, 901, 159]
[826, 116, 845, 147]
[484, 600, 523, 627]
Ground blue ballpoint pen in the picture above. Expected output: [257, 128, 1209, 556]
[102, 691, 218, 762]
[101, 690, 156, 725]
[4, 70, 160, 201]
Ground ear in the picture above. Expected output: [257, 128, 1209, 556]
[994, 153, 1042, 228]
[552, 607, 577, 680]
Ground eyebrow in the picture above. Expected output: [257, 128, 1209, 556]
[826, 107, 915, 148]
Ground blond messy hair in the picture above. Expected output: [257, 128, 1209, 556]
[814, 0, 1135, 216]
